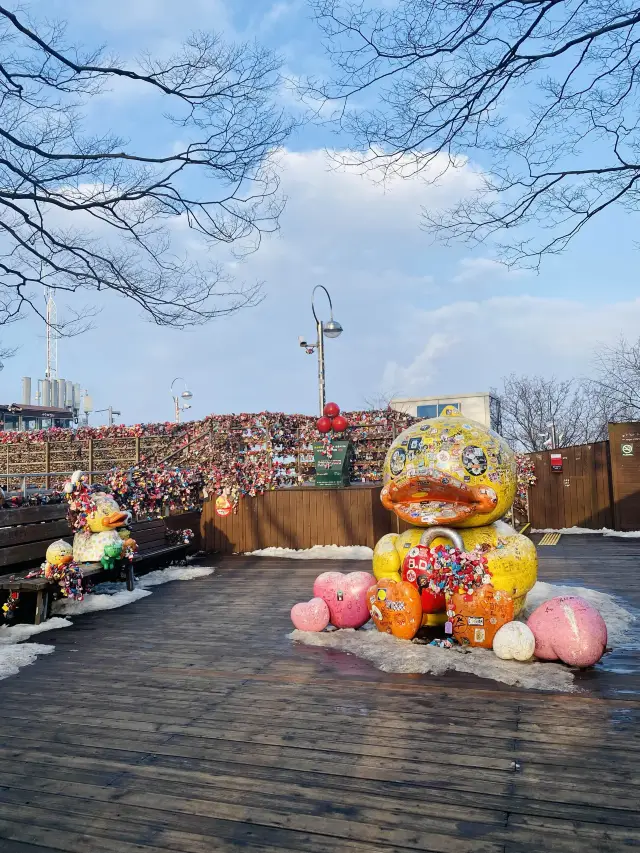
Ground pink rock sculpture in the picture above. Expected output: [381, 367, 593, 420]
[290, 597, 331, 632]
[313, 570, 376, 629]
[527, 595, 608, 667]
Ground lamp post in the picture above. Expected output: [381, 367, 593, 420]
[299, 285, 343, 415]
[170, 377, 193, 423]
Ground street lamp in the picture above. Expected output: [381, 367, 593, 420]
[299, 285, 343, 415]
[170, 377, 193, 423]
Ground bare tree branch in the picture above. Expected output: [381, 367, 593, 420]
[309, 0, 640, 264]
[495, 373, 606, 451]
[588, 336, 640, 419]
[0, 7, 292, 329]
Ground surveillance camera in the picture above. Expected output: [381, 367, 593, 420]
[298, 336, 307, 347]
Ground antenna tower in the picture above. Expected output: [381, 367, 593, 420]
[44, 286, 57, 379]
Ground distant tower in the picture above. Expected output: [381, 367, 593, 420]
[44, 286, 58, 380]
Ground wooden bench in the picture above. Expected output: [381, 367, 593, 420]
[0, 505, 194, 624]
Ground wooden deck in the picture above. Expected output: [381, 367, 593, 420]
[0, 536, 638, 852]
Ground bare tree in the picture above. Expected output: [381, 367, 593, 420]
[589, 336, 640, 421]
[310, 0, 640, 264]
[0, 5, 291, 332]
[363, 389, 402, 410]
[496, 374, 604, 451]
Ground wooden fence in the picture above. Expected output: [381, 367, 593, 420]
[201, 485, 392, 554]
[527, 442, 613, 531]
[526, 422, 640, 531]
[202, 420, 640, 552]
[607, 422, 640, 531]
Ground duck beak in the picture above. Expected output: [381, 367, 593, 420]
[102, 511, 128, 529]
[382, 470, 497, 526]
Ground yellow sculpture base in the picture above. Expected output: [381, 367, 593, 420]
[373, 522, 537, 616]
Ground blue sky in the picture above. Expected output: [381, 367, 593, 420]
[1, 0, 639, 424]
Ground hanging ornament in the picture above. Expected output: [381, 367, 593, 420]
[332, 415, 349, 433]
[215, 494, 233, 517]
[316, 416, 332, 434]
[323, 402, 340, 418]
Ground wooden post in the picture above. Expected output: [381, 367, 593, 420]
[135, 436, 140, 465]
[35, 590, 43, 625]
[45, 441, 51, 490]
[88, 439, 93, 485]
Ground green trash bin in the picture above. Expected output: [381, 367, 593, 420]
[313, 440, 354, 487]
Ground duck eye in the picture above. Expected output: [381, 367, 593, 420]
[462, 445, 488, 476]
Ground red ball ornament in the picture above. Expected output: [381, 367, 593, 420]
[316, 417, 332, 433]
[402, 545, 446, 614]
[323, 402, 340, 418]
[331, 415, 349, 432]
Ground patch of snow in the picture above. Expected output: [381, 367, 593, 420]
[290, 629, 576, 692]
[137, 566, 215, 587]
[0, 643, 55, 680]
[533, 527, 603, 534]
[494, 519, 517, 535]
[53, 588, 151, 616]
[533, 527, 640, 537]
[603, 529, 640, 539]
[0, 618, 70, 682]
[248, 545, 374, 560]
[53, 565, 215, 615]
[0, 564, 215, 682]
[0, 618, 72, 644]
[290, 581, 638, 692]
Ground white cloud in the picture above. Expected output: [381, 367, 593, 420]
[250, 148, 483, 274]
[381, 295, 640, 397]
[4, 142, 636, 422]
[452, 257, 529, 284]
[70, 0, 233, 38]
[261, 1, 298, 29]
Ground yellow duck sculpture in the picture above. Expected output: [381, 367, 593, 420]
[44, 539, 74, 578]
[73, 492, 132, 564]
[373, 408, 537, 624]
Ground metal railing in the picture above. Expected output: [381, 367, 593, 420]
[1, 470, 113, 498]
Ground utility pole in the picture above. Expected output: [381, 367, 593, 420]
[44, 287, 58, 380]
[96, 406, 121, 426]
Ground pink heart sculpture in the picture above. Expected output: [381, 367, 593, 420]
[290, 597, 330, 632]
[313, 571, 376, 629]
[527, 595, 608, 667]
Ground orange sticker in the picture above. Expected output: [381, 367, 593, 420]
[447, 584, 514, 648]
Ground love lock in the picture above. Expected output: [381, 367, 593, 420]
[419, 527, 464, 550]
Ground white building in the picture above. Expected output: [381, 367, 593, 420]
[390, 393, 501, 430]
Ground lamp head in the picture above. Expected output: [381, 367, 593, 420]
[323, 319, 343, 339]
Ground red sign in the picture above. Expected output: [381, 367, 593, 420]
[550, 453, 563, 472]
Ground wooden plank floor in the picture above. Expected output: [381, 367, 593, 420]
[0, 536, 638, 852]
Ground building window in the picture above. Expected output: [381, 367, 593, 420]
[417, 404, 438, 418]
[22, 417, 38, 431]
[438, 402, 460, 415]
[3, 415, 18, 431]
